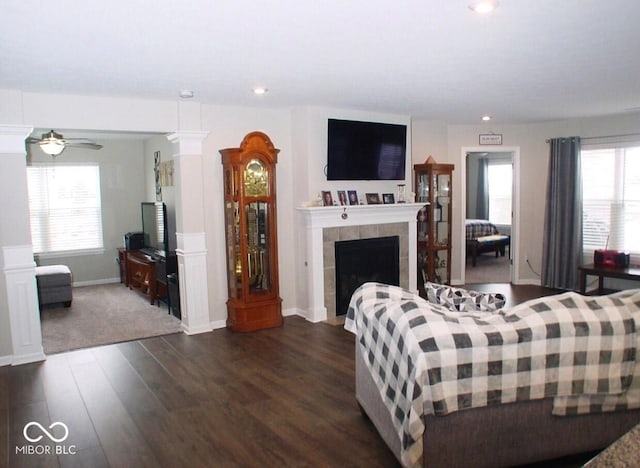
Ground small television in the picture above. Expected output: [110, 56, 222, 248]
[141, 202, 168, 256]
[327, 118, 407, 180]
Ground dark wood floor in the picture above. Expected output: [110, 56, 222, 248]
[1, 284, 589, 468]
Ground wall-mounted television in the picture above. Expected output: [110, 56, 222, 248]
[327, 118, 407, 180]
[141, 201, 168, 256]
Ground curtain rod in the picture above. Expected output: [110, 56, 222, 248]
[546, 132, 640, 143]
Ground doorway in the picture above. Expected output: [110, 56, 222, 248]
[460, 146, 520, 285]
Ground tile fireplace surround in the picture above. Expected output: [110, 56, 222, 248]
[297, 203, 423, 322]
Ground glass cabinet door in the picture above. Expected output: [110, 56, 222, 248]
[245, 200, 271, 293]
[435, 173, 451, 246]
[225, 200, 242, 298]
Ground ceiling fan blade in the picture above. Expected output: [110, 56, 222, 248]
[64, 142, 103, 150]
[26, 137, 41, 144]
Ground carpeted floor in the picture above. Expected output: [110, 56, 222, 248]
[465, 252, 511, 284]
[40, 283, 182, 354]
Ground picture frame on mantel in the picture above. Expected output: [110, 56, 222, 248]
[479, 134, 502, 145]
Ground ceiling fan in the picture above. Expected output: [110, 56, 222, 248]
[26, 130, 103, 156]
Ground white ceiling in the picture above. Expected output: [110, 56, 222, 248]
[2, 0, 640, 124]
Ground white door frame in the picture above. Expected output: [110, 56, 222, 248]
[459, 146, 521, 285]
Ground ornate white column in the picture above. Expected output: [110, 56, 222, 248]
[167, 131, 213, 335]
[0, 125, 45, 365]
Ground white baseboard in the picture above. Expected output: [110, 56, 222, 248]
[283, 307, 307, 319]
[0, 355, 12, 367]
[73, 277, 120, 287]
[210, 319, 226, 330]
[11, 350, 46, 366]
[513, 278, 542, 286]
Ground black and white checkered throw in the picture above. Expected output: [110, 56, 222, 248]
[345, 282, 640, 468]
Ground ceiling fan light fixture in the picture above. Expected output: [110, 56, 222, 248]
[40, 140, 65, 156]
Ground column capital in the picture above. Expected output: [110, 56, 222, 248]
[0, 125, 33, 154]
[167, 131, 210, 155]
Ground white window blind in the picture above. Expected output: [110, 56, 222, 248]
[581, 146, 640, 255]
[27, 165, 104, 254]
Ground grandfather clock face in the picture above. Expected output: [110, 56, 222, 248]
[244, 158, 268, 196]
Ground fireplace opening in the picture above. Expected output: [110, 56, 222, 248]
[334, 236, 400, 316]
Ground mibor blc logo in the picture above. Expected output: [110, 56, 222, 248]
[16, 421, 77, 455]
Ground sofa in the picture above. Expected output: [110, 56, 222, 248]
[346, 282, 640, 467]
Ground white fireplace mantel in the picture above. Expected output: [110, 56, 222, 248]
[297, 203, 424, 322]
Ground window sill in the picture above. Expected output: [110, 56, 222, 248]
[35, 248, 105, 260]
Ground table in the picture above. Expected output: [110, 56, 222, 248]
[578, 263, 640, 294]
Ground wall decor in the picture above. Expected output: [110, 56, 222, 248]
[479, 134, 503, 145]
[365, 193, 381, 204]
[337, 190, 348, 205]
[382, 193, 395, 204]
[347, 190, 358, 205]
[154, 151, 162, 201]
[159, 160, 174, 187]
[321, 191, 334, 206]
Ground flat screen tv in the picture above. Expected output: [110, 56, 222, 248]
[141, 202, 168, 256]
[327, 118, 407, 180]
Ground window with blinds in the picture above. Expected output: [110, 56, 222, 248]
[27, 164, 104, 255]
[581, 146, 640, 255]
[487, 161, 512, 225]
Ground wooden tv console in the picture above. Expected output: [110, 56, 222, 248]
[118, 248, 176, 307]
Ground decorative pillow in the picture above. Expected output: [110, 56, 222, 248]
[425, 282, 506, 312]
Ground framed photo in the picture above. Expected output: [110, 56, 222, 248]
[479, 133, 502, 145]
[382, 193, 395, 204]
[337, 190, 348, 206]
[347, 190, 359, 205]
[365, 193, 381, 205]
[321, 190, 333, 206]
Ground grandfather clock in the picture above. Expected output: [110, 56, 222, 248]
[220, 132, 283, 332]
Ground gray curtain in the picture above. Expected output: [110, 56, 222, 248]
[542, 137, 583, 290]
[476, 157, 489, 219]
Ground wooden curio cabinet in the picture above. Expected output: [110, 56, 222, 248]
[220, 132, 283, 332]
[414, 157, 454, 296]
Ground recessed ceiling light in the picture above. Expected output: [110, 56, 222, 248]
[252, 86, 268, 95]
[482, 115, 492, 121]
[469, 1, 499, 14]
[179, 90, 194, 99]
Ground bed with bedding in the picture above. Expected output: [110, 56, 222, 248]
[345, 282, 640, 467]
[465, 219, 509, 266]
[465, 218, 499, 240]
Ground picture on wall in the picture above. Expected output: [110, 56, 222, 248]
[154, 151, 162, 201]
[382, 193, 395, 204]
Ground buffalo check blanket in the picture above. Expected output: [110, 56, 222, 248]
[345, 282, 640, 468]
